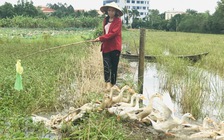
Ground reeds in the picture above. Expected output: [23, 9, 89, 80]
[122, 29, 224, 119]
[1, 28, 224, 139]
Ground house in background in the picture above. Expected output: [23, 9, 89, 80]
[165, 10, 184, 20]
[37, 6, 55, 14]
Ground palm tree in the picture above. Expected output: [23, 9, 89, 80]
[122, 7, 128, 25]
[131, 9, 140, 20]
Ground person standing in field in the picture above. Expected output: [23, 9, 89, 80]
[94, 2, 123, 92]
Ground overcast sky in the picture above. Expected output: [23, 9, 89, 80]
[0, 0, 219, 14]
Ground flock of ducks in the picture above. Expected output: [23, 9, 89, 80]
[31, 85, 224, 139]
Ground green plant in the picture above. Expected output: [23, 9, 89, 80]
[65, 112, 125, 140]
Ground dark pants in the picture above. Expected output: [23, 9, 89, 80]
[102, 50, 120, 85]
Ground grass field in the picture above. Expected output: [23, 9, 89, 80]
[123, 29, 224, 117]
[0, 28, 223, 139]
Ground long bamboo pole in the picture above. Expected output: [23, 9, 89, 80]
[21, 40, 94, 59]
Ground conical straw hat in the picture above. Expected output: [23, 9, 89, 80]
[100, 2, 123, 16]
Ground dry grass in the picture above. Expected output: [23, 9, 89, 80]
[55, 43, 106, 110]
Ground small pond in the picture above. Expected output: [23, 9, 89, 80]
[128, 62, 224, 121]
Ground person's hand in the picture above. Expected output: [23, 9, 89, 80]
[93, 37, 100, 42]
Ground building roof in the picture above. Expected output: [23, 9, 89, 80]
[165, 10, 185, 14]
[37, 6, 55, 13]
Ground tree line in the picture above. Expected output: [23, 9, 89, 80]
[125, 0, 224, 34]
[0, 0, 223, 34]
[0, 0, 99, 18]
[0, 0, 100, 29]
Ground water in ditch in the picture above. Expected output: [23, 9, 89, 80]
[127, 62, 224, 121]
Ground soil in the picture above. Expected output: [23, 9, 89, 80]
[121, 120, 214, 140]
[121, 119, 177, 140]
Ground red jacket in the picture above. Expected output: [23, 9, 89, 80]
[99, 17, 122, 53]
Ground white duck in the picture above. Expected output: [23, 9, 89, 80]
[111, 85, 130, 105]
[121, 88, 136, 103]
[182, 116, 214, 131]
[151, 92, 176, 122]
[215, 121, 224, 140]
[99, 86, 121, 110]
[31, 114, 51, 126]
[150, 92, 197, 130]
[99, 94, 113, 110]
[31, 114, 59, 133]
[149, 113, 195, 135]
[190, 129, 220, 139]
[109, 85, 121, 98]
[134, 93, 163, 121]
[116, 94, 145, 120]
[190, 131, 220, 139]
[79, 102, 101, 112]
[188, 119, 224, 139]
[219, 121, 224, 134]
[107, 92, 138, 115]
[112, 93, 138, 107]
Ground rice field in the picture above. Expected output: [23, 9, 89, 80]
[122, 29, 224, 120]
[0, 28, 224, 139]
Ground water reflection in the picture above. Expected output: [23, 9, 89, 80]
[131, 62, 161, 105]
[200, 69, 224, 120]
[129, 62, 223, 120]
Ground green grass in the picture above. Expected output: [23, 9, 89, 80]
[123, 29, 224, 76]
[1, 28, 224, 139]
[62, 112, 125, 140]
[123, 29, 224, 119]
[0, 28, 99, 139]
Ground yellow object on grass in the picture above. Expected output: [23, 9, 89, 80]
[14, 60, 23, 91]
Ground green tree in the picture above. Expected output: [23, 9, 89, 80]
[0, 2, 15, 18]
[122, 7, 129, 25]
[84, 10, 99, 17]
[178, 13, 209, 33]
[49, 3, 76, 18]
[74, 10, 84, 17]
[186, 9, 198, 15]
[14, 0, 39, 17]
[147, 9, 163, 29]
[131, 9, 140, 20]
[127, 9, 133, 25]
[167, 14, 182, 31]
[209, 0, 224, 33]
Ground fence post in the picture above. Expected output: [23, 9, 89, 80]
[138, 28, 145, 94]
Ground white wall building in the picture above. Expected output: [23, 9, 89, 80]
[103, 0, 150, 23]
[165, 10, 185, 20]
